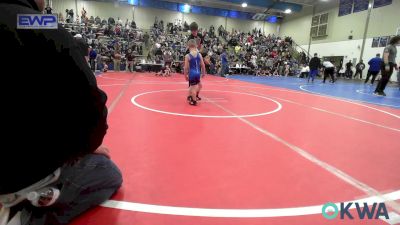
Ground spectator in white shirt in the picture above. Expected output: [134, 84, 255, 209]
[300, 64, 310, 78]
[251, 54, 257, 67]
[284, 63, 290, 76]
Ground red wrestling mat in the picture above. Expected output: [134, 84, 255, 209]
[71, 72, 400, 225]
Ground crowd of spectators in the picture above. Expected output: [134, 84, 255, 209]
[58, 8, 302, 77]
[223, 29, 300, 76]
[59, 8, 146, 72]
[146, 20, 301, 77]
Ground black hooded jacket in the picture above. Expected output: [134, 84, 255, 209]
[0, 0, 108, 194]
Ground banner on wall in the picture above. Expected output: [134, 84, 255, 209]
[372, 37, 380, 48]
[379, 36, 389, 47]
[373, 0, 392, 8]
[123, 0, 277, 22]
[338, 3, 353, 16]
[353, 0, 369, 13]
[340, 0, 353, 4]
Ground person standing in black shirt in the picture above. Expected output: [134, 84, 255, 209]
[308, 53, 321, 83]
[44, 5, 51, 14]
[126, 49, 135, 72]
[375, 36, 400, 96]
[68, 9, 74, 22]
[345, 60, 353, 79]
[187, 22, 204, 54]
[354, 60, 365, 79]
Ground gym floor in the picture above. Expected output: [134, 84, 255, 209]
[72, 72, 400, 225]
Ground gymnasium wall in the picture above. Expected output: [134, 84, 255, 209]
[183, 13, 226, 31]
[367, 1, 400, 38]
[279, 13, 312, 45]
[280, 1, 400, 45]
[281, 7, 368, 46]
[51, 0, 278, 34]
[133, 7, 182, 29]
[52, 0, 134, 22]
[282, 1, 400, 81]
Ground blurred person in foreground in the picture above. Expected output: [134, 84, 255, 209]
[0, 0, 122, 224]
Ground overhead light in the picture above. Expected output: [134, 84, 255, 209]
[183, 4, 191, 13]
[242, 2, 248, 7]
[284, 9, 292, 14]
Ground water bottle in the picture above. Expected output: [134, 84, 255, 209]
[27, 187, 60, 207]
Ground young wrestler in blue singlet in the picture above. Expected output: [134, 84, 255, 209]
[184, 39, 206, 106]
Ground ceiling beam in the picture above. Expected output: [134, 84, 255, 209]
[281, 0, 314, 7]
[163, 0, 297, 14]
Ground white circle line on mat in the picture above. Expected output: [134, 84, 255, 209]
[131, 89, 282, 118]
[101, 190, 400, 218]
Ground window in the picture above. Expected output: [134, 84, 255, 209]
[310, 26, 318, 37]
[319, 13, 328, 24]
[311, 16, 319, 26]
[310, 13, 329, 38]
[317, 24, 327, 37]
